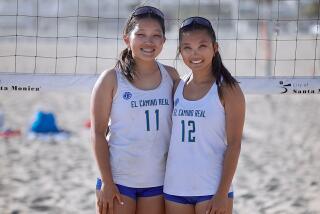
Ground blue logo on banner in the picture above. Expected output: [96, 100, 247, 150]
[279, 81, 292, 94]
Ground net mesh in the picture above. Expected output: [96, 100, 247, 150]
[0, 0, 319, 93]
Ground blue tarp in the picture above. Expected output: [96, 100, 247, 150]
[30, 111, 60, 133]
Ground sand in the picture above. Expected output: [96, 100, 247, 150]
[0, 92, 320, 214]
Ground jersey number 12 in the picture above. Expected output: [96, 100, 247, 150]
[181, 120, 195, 142]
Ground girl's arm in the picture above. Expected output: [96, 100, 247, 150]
[206, 83, 245, 213]
[216, 83, 246, 197]
[90, 69, 122, 213]
[91, 69, 116, 187]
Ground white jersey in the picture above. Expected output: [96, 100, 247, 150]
[107, 62, 173, 188]
[164, 77, 232, 196]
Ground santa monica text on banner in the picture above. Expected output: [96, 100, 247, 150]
[0, 85, 40, 91]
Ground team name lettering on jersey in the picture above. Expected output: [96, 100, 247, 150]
[173, 108, 206, 118]
[130, 98, 169, 108]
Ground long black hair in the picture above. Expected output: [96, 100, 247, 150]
[115, 6, 165, 82]
[178, 17, 238, 88]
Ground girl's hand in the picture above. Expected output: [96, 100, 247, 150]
[97, 182, 124, 214]
[205, 194, 228, 214]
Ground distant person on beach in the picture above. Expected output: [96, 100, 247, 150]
[164, 17, 245, 214]
[90, 6, 179, 214]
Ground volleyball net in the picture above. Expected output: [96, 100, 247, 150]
[0, 0, 319, 94]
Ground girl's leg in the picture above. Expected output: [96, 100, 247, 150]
[136, 195, 164, 214]
[95, 190, 136, 214]
[113, 194, 136, 214]
[165, 200, 195, 214]
[195, 198, 233, 214]
[95, 191, 99, 214]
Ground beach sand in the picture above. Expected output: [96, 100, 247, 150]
[0, 92, 320, 214]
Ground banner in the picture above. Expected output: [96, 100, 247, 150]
[1, 74, 320, 94]
[0, 74, 98, 92]
[238, 77, 320, 94]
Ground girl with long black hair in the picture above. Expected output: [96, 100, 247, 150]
[91, 6, 179, 214]
[164, 16, 245, 214]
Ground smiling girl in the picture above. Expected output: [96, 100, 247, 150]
[91, 6, 179, 214]
[164, 17, 245, 214]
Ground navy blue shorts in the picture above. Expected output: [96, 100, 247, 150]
[164, 192, 234, 205]
[96, 178, 163, 200]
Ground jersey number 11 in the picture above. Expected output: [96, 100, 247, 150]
[145, 109, 159, 131]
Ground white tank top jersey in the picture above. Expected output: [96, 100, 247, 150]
[164, 77, 233, 196]
[107, 62, 173, 188]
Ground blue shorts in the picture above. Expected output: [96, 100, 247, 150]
[96, 178, 163, 200]
[164, 192, 234, 205]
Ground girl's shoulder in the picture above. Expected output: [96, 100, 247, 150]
[220, 81, 245, 106]
[93, 68, 117, 95]
[97, 68, 117, 85]
[162, 65, 180, 82]
[221, 81, 242, 93]
[162, 64, 181, 92]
